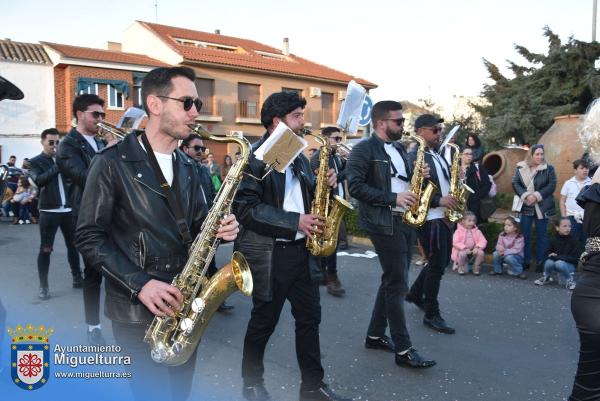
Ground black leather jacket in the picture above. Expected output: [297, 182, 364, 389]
[347, 134, 413, 235]
[195, 161, 216, 208]
[29, 152, 71, 210]
[76, 132, 208, 324]
[56, 128, 105, 216]
[233, 132, 315, 301]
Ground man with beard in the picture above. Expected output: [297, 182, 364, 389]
[29, 128, 81, 300]
[76, 66, 239, 401]
[405, 114, 460, 335]
[347, 101, 436, 368]
[56, 93, 106, 345]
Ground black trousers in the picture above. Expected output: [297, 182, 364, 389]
[409, 219, 452, 318]
[320, 245, 338, 276]
[569, 271, 600, 401]
[111, 321, 197, 401]
[367, 216, 415, 352]
[37, 211, 80, 287]
[242, 241, 324, 391]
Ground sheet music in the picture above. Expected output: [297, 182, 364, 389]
[336, 80, 367, 134]
[254, 122, 307, 172]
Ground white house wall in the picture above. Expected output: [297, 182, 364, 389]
[122, 21, 182, 65]
[0, 61, 55, 163]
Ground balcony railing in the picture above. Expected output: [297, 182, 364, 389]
[198, 97, 221, 116]
[237, 100, 261, 119]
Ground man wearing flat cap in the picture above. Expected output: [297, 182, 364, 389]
[405, 114, 460, 335]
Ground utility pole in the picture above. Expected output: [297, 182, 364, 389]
[594, 0, 597, 42]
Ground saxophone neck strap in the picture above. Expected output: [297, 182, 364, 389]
[141, 132, 193, 249]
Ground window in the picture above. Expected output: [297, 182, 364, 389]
[321, 92, 334, 123]
[108, 85, 124, 109]
[238, 83, 260, 118]
[79, 84, 98, 95]
[195, 78, 215, 115]
[133, 73, 145, 108]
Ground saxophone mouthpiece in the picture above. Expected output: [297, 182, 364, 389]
[188, 124, 211, 139]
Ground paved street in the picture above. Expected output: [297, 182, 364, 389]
[0, 222, 577, 401]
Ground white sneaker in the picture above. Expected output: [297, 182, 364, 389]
[9, 211, 14, 217]
[566, 279, 576, 290]
[18, 219, 24, 225]
[25, 219, 31, 224]
[534, 276, 554, 286]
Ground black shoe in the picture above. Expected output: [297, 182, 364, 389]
[217, 301, 235, 312]
[38, 287, 50, 300]
[405, 294, 425, 311]
[72, 274, 83, 288]
[395, 348, 436, 368]
[423, 315, 456, 334]
[87, 328, 107, 346]
[243, 383, 272, 401]
[365, 335, 394, 353]
[338, 242, 349, 251]
[299, 384, 352, 401]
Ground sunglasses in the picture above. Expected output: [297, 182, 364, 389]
[192, 145, 206, 153]
[423, 126, 443, 133]
[331, 136, 343, 142]
[84, 111, 106, 119]
[157, 96, 203, 112]
[47, 140, 60, 146]
[385, 118, 406, 125]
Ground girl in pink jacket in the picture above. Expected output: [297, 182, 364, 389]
[491, 216, 526, 279]
[451, 212, 488, 275]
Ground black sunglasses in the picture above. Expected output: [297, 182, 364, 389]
[192, 145, 206, 153]
[385, 118, 405, 125]
[157, 96, 203, 112]
[84, 111, 106, 119]
[47, 140, 60, 146]
[331, 136, 343, 142]
[424, 126, 443, 133]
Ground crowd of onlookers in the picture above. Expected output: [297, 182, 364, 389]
[1, 155, 39, 224]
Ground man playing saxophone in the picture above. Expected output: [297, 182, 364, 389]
[347, 100, 436, 369]
[233, 91, 351, 401]
[406, 114, 460, 335]
[76, 66, 239, 401]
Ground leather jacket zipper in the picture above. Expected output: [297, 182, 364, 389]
[100, 265, 135, 296]
[133, 177, 165, 198]
[138, 232, 146, 270]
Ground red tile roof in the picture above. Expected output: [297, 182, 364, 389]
[41, 42, 169, 68]
[0, 39, 51, 64]
[138, 21, 376, 88]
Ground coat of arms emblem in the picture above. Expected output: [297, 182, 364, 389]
[8, 324, 54, 390]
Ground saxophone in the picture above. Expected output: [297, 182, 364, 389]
[144, 124, 253, 366]
[306, 132, 354, 257]
[402, 133, 438, 227]
[445, 143, 474, 222]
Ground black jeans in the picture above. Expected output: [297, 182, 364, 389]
[367, 216, 415, 352]
[111, 321, 197, 401]
[84, 257, 102, 325]
[37, 211, 80, 287]
[320, 246, 338, 276]
[409, 219, 452, 318]
[242, 241, 324, 391]
[569, 271, 600, 400]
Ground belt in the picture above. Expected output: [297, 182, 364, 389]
[392, 211, 405, 218]
[274, 238, 306, 247]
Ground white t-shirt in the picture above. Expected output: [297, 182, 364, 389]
[138, 140, 174, 186]
[561, 176, 591, 217]
[278, 165, 306, 241]
[82, 134, 99, 152]
[427, 150, 450, 220]
[384, 143, 409, 212]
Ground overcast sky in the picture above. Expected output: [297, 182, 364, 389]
[2, 0, 596, 105]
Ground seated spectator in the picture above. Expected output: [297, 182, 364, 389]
[10, 176, 34, 224]
[1, 185, 14, 218]
[534, 217, 581, 290]
[560, 159, 591, 248]
[451, 212, 487, 275]
[491, 216, 526, 278]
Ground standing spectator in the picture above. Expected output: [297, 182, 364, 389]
[57, 93, 107, 346]
[5, 155, 21, 192]
[461, 147, 492, 224]
[491, 216, 526, 277]
[451, 212, 487, 275]
[464, 134, 485, 164]
[206, 152, 222, 191]
[560, 159, 591, 248]
[512, 144, 557, 272]
[29, 128, 82, 300]
[534, 217, 581, 290]
[220, 154, 234, 183]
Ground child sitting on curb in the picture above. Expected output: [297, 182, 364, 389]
[451, 212, 487, 275]
[491, 216, 527, 279]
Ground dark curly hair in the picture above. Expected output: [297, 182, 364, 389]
[260, 91, 307, 129]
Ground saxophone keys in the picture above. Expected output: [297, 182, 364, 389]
[180, 317, 195, 335]
[191, 297, 206, 313]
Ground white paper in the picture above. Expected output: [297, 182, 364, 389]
[254, 122, 307, 172]
[439, 125, 460, 151]
[336, 80, 367, 134]
[117, 107, 147, 130]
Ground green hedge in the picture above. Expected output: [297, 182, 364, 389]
[344, 207, 367, 237]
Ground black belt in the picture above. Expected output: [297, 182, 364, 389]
[274, 238, 306, 247]
[392, 211, 405, 217]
